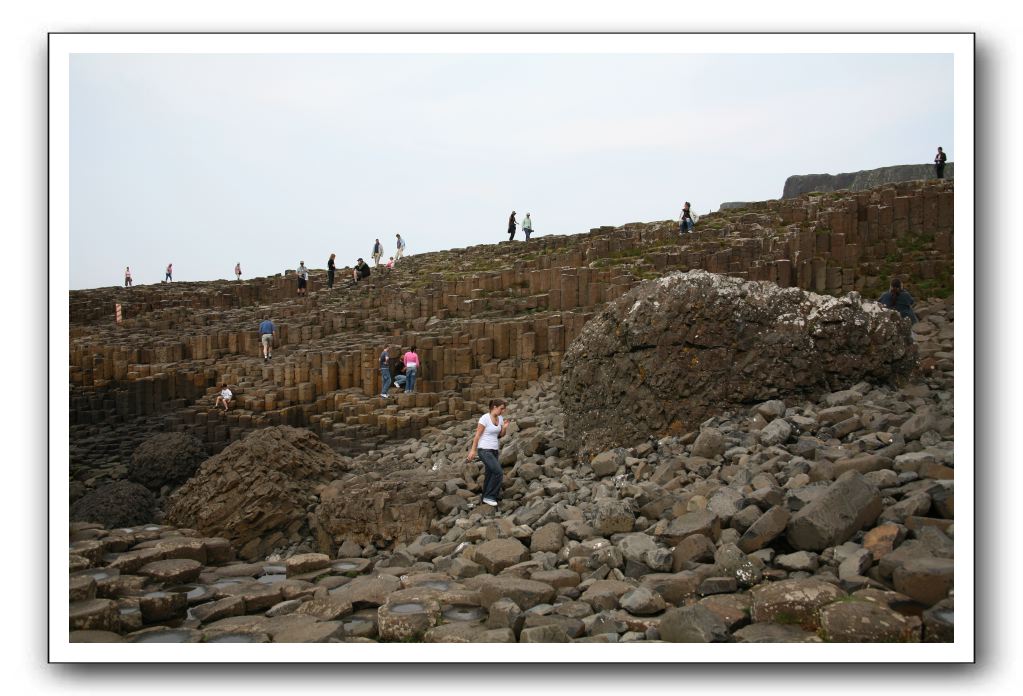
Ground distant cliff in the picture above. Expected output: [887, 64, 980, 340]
[782, 163, 953, 199]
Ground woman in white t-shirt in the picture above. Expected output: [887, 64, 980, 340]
[214, 383, 233, 412]
[466, 399, 510, 507]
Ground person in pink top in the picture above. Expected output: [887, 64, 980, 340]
[402, 346, 420, 393]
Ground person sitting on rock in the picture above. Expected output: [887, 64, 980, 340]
[466, 398, 511, 507]
[353, 258, 371, 282]
[679, 201, 694, 234]
[386, 256, 394, 270]
[389, 354, 406, 392]
[214, 383, 233, 411]
[878, 277, 918, 323]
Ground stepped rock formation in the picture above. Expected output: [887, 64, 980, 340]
[164, 426, 351, 559]
[560, 270, 916, 455]
[782, 163, 953, 199]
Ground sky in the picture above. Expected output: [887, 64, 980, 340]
[69, 52, 953, 289]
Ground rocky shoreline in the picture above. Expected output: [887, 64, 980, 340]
[69, 292, 954, 644]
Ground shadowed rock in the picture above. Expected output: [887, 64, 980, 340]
[164, 426, 351, 560]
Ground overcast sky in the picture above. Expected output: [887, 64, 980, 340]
[69, 52, 953, 289]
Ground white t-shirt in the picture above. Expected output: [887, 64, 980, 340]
[477, 413, 503, 450]
[220, 388, 233, 401]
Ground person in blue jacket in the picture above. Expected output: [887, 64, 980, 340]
[878, 277, 917, 323]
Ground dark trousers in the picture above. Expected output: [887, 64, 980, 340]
[936, 163, 945, 179]
[478, 449, 502, 501]
[508, 227, 516, 241]
[524, 228, 531, 241]
[327, 269, 335, 289]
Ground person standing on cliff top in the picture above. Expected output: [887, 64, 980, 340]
[679, 202, 694, 234]
[523, 213, 533, 241]
[508, 211, 517, 241]
[934, 146, 947, 179]
[466, 398, 511, 507]
[165, 263, 173, 282]
[124, 266, 132, 287]
[297, 261, 309, 296]
[395, 233, 406, 261]
[327, 253, 336, 289]
[258, 316, 275, 361]
[372, 238, 384, 267]
[235, 262, 242, 281]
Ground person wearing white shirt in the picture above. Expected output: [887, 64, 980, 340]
[466, 399, 510, 506]
[215, 383, 233, 412]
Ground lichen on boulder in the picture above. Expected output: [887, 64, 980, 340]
[560, 270, 915, 455]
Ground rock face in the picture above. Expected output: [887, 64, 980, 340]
[164, 427, 350, 560]
[783, 163, 953, 199]
[560, 270, 916, 454]
[313, 470, 443, 552]
[69, 481, 156, 528]
[128, 432, 207, 491]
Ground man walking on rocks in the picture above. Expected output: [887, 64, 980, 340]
[523, 213, 533, 241]
[467, 398, 510, 506]
[259, 316, 275, 361]
[297, 261, 309, 296]
[235, 262, 242, 281]
[372, 239, 384, 267]
[507, 211, 517, 241]
[395, 234, 406, 261]
[124, 266, 132, 287]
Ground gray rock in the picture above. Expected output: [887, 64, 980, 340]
[592, 499, 635, 535]
[692, 428, 726, 459]
[619, 587, 666, 616]
[786, 471, 882, 551]
[759, 419, 793, 447]
[659, 605, 731, 642]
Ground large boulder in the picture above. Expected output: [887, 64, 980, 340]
[560, 270, 915, 455]
[69, 480, 156, 528]
[314, 469, 446, 552]
[127, 432, 207, 491]
[164, 427, 350, 560]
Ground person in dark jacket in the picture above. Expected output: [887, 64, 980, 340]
[878, 277, 917, 322]
[508, 211, 517, 241]
[353, 258, 371, 282]
[934, 146, 947, 179]
[327, 253, 336, 289]
[679, 201, 694, 234]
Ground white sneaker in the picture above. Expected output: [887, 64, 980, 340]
[482, 498, 498, 506]
[381, 393, 388, 398]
